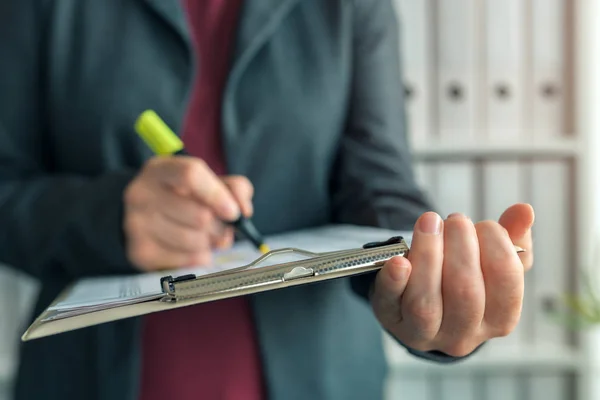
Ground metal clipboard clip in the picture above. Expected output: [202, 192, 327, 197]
[159, 236, 410, 297]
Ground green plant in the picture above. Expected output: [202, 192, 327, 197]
[548, 267, 600, 330]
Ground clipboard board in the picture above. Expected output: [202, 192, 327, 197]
[21, 225, 412, 341]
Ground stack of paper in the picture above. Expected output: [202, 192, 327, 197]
[42, 225, 411, 322]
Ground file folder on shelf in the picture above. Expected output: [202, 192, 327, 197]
[531, 0, 567, 138]
[393, 0, 434, 145]
[21, 225, 412, 341]
[484, 0, 525, 140]
[436, 0, 480, 140]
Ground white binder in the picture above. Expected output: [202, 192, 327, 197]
[413, 161, 437, 206]
[483, 0, 526, 141]
[435, 0, 480, 141]
[482, 161, 527, 348]
[483, 374, 520, 400]
[435, 161, 477, 219]
[531, 0, 567, 138]
[393, 0, 434, 145]
[385, 367, 433, 400]
[528, 373, 569, 400]
[529, 160, 570, 347]
[440, 374, 477, 400]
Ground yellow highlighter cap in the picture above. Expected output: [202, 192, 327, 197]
[134, 110, 184, 155]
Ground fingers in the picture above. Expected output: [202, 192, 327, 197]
[134, 184, 233, 247]
[124, 157, 256, 271]
[476, 220, 524, 337]
[371, 256, 412, 327]
[222, 176, 255, 217]
[438, 214, 486, 352]
[159, 190, 217, 229]
[373, 206, 533, 358]
[145, 157, 241, 221]
[498, 203, 535, 270]
[124, 212, 213, 270]
[399, 212, 444, 345]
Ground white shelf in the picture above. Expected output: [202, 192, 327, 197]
[411, 136, 581, 159]
[385, 337, 582, 374]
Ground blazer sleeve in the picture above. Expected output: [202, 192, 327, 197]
[0, 2, 139, 280]
[329, 0, 480, 363]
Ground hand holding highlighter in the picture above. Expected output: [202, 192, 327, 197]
[134, 109, 270, 255]
[120, 110, 269, 272]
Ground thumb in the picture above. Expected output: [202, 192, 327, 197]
[371, 256, 412, 327]
[498, 203, 535, 242]
[498, 203, 535, 270]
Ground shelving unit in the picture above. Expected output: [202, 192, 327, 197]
[411, 137, 580, 159]
[386, 341, 582, 374]
[382, 0, 598, 399]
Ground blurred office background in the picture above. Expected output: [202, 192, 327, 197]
[384, 0, 600, 399]
[2, 0, 600, 399]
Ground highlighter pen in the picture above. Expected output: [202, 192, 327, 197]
[134, 109, 271, 255]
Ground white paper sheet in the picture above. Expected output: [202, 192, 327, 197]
[47, 225, 412, 314]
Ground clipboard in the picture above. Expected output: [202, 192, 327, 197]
[21, 225, 412, 341]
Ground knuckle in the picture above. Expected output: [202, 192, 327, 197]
[124, 181, 145, 206]
[230, 175, 254, 194]
[405, 297, 440, 339]
[192, 252, 212, 266]
[446, 214, 475, 231]
[441, 340, 477, 358]
[411, 244, 442, 268]
[180, 229, 201, 249]
[476, 219, 498, 231]
[124, 213, 145, 236]
[193, 208, 213, 227]
[487, 256, 522, 286]
[145, 156, 164, 170]
[454, 282, 482, 305]
[458, 216, 476, 228]
[179, 161, 201, 184]
[408, 298, 439, 322]
[494, 324, 515, 338]
[397, 337, 430, 353]
[128, 240, 156, 269]
[491, 310, 521, 337]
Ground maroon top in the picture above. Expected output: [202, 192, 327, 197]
[137, 1, 265, 399]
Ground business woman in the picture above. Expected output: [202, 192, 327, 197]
[0, 1, 534, 399]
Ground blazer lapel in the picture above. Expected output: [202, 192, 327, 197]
[222, 0, 300, 140]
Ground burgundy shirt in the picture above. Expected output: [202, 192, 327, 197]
[138, 1, 265, 399]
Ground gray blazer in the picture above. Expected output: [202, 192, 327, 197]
[0, 1, 464, 399]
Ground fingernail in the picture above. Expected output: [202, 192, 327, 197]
[447, 212, 466, 219]
[221, 201, 240, 221]
[389, 258, 408, 281]
[418, 212, 442, 235]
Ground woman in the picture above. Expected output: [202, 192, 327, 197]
[0, 1, 534, 399]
